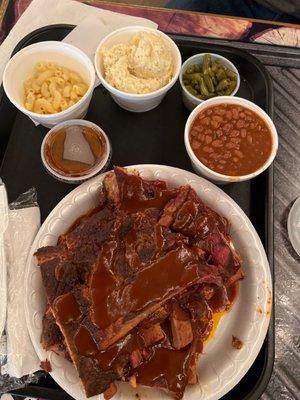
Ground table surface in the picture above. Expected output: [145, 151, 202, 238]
[0, 0, 300, 46]
[0, 2, 299, 400]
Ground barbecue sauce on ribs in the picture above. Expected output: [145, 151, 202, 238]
[36, 167, 244, 399]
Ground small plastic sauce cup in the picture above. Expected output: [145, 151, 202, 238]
[41, 119, 111, 184]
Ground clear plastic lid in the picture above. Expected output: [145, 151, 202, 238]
[41, 119, 111, 184]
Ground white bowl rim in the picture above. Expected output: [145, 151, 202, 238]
[3, 41, 96, 120]
[184, 96, 278, 182]
[179, 53, 240, 104]
[287, 196, 300, 256]
[41, 119, 111, 182]
[94, 25, 182, 98]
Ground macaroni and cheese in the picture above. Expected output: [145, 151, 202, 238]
[23, 62, 88, 114]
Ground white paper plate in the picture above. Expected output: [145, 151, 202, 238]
[25, 165, 272, 400]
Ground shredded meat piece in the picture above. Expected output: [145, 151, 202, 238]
[188, 366, 198, 385]
[139, 324, 165, 347]
[227, 269, 245, 287]
[40, 359, 52, 372]
[104, 383, 117, 400]
[130, 349, 143, 368]
[232, 335, 243, 349]
[104, 172, 120, 206]
[170, 302, 193, 349]
[159, 185, 190, 227]
[160, 187, 229, 239]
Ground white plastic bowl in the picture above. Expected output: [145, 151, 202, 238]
[287, 196, 300, 256]
[94, 26, 182, 112]
[3, 41, 96, 128]
[41, 119, 111, 184]
[184, 96, 278, 184]
[180, 53, 240, 111]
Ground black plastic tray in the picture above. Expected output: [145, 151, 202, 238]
[0, 25, 274, 400]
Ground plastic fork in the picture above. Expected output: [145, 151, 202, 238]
[0, 178, 8, 338]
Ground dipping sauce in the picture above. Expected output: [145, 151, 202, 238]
[189, 104, 273, 176]
[43, 123, 108, 178]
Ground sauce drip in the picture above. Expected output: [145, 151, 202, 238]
[44, 125, 106, 177]
[115, 247, 198, 315]
[90, 241, 119, 329]
[227, 282, 239, 304]
[134, 346, 190, 396]
[53, 293, 82, 325]
[119, 174, 173, 213]
[74, 326, 141, 371]
[74, 325, 98, 357]
[90, 246, 200, 329]
[96, 333, 140, 370]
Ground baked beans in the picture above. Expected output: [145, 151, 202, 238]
[189, 104, 273, 176]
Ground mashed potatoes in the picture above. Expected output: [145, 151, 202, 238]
[102, 32, 174, 94]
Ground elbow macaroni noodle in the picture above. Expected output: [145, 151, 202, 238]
[23, 62, 89, 114]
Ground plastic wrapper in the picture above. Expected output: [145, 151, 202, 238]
[0, 188, 44, 393]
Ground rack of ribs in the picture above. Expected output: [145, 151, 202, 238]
[35, 167, 244, 399]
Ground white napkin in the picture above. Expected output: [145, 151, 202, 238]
[5, 207, 41, 377]
[0, 0, 157, 84]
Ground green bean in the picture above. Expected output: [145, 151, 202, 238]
[203, 75, 214, 92]
[199, 77, 210, 97]
[204, 93, 216, 100]
[186, 65, 195, 74]
[227, 81, 237, 93]
[188, 73, 203, 80]
[182, 55, 239, 100]
[211, 75, 218, 86]
[186, 85, 197, 96]
[202, 65, 210, 75]
[216, 68, 226, 81]
[223, 88, 233, 95]
[216, 78, 230, 91]
[202, 54, 212, 73]
[226, 69, 237, 80]
[211, 61, 219, 73]
[204, 67, 214, 78]
[183, 73, 191, 81]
